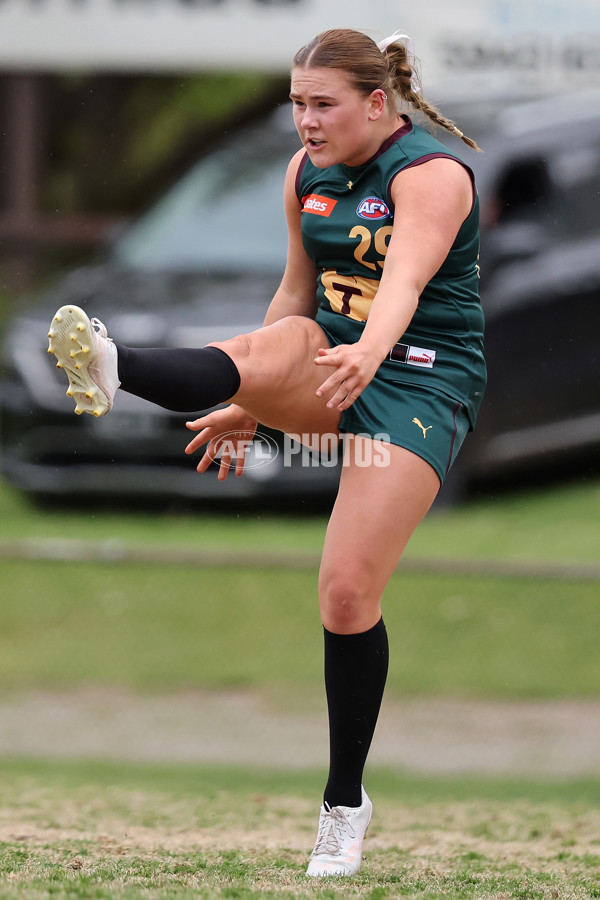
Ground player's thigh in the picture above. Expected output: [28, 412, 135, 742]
[210, 316, 341, 436]
[318, 438, 440, 632]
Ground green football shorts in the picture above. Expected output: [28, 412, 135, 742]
[318, 323, 471, 484]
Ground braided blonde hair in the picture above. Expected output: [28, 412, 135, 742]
[293, 28, 481, 152]
[383, 39, 481, 151]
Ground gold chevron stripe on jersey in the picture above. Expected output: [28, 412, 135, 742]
[321, 270, 379, 322]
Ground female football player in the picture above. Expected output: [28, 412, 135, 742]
[48, 27, 486, 877]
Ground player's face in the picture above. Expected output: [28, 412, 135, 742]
[290, 67, 380, 168]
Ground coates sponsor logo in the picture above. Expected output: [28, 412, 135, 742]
[356, 196, 390, 219]
[302, 194, 337, 216]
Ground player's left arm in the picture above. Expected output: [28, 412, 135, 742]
[362, 157, 473, 355]
[315, 158, 474, 411]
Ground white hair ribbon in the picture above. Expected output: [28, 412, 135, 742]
[377, 29, 420, 93]
[377, 29, 414, 56]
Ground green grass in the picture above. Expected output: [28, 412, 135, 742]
[409, 475, 600, 566]
[1, 476, 600, 698]
[1, 474, 599, 564]
[1, 559, 599, 698]
[1, 759, 600, 899]
[1, 480, 600, 898]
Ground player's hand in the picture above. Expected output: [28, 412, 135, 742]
[185, 404, 258, 480]
[314, 343, 382, 411]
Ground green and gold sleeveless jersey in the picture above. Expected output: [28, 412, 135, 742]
[296, 117, 486, 427]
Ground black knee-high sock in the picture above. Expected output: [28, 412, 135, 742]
[323, 618, 389, 809]
[115, 344, 241, 413]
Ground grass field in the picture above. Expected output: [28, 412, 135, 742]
[1, 473, 600, 565]
[1, 474, 600, 698]
[1, 476, 600, 898]
[2, 558, 600, 698]
[2, 760, 600, 899]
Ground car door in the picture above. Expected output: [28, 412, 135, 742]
[475, 123, 600, 473]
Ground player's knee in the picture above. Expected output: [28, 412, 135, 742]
[208, 332, 253, 361]
[319, 569, 376, 632]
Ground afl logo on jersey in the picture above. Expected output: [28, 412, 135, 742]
[356, 197, 390, 220]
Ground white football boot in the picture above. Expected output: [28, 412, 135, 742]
[47, 305, 120, 416]
[306, 787, 372, 877]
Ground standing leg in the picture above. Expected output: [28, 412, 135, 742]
[307, 438, 440, 877]
[322, 618, 388, 810]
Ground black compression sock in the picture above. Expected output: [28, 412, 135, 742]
[323, 618, 389, 809]
[115, 345, 241, 413]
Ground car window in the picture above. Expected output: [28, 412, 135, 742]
[493, 156, 559, 229]
[111, 103, 495, 277]
[113, 125, 298, 273]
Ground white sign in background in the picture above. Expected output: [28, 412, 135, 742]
[0, 0, 598, 99]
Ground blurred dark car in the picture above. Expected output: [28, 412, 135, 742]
[458, 90, 600, 490]
[1, 94, 599, 505]
[0, 107, 332, 504]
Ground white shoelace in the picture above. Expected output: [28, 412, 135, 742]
[311, 805, 357, 857]
[91, 317, 113, 343]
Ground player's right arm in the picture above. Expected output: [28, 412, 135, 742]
[186, 152, 318, 481]
[263, 150, 320, 326]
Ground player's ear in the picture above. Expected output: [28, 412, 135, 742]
[368, 89, 387, 121]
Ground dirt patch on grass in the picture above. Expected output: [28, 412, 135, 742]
[0, 687, 599, 777]
[2, 786, 599, 900]
[1, 793, 599, 870]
